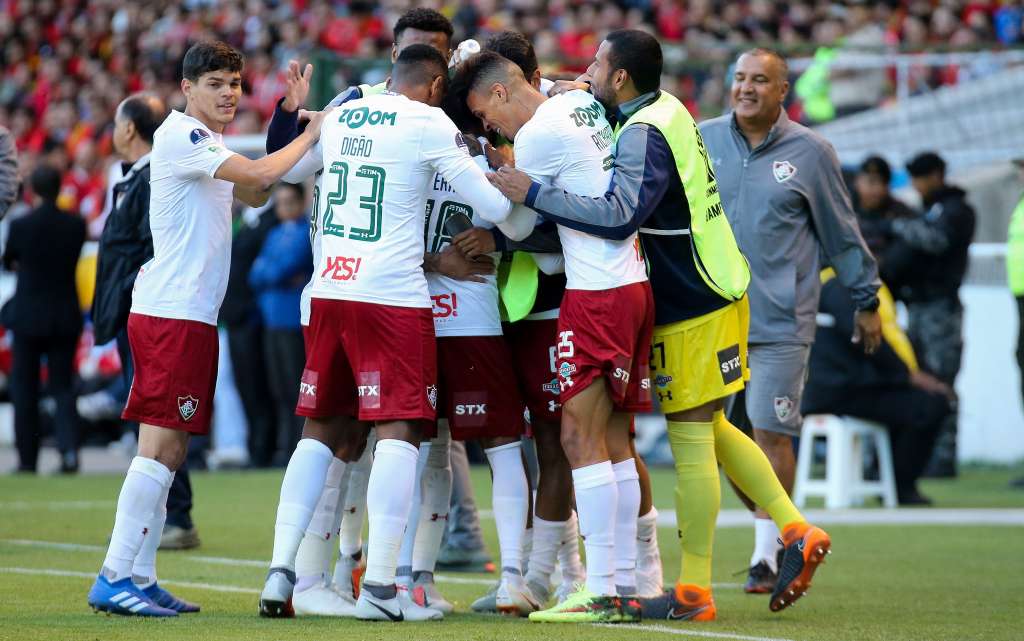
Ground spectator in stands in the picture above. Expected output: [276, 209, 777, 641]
[248, 182, 312, 466]
[882, 151, 976, 478]
[1007, 157, 1024, 489]
[220, 202, 277, 468]
[853, 155, 916, 257]
[3, 164, 85, 473]
[803, 269, 955, 505]
[0, 126, 17, 219]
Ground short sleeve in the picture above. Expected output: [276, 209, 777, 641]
[513, 122, 564, 185]
[166, 125, 236, 179]
[419, 112, 477, 183]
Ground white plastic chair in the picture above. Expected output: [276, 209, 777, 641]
[794, 414, 898, 509]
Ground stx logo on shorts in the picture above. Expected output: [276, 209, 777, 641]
[177, 395, 199, 422]
[431, 292, 458, 319]
[298, 370, 319, 409]
[322, 256, 362, 281]
[717, 344, 742, 385]
[613, 367, 631, 383]
[640, 377, 651, 390]
[455, 403, 487, 416]
[358, 371, 381, 410]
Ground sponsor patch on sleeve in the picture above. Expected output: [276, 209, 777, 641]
[190, 128, 211, 145]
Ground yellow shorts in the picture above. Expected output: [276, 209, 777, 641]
[649, 296, 750, 414]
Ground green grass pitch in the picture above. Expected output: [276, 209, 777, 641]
[1, 465, 1022, 641]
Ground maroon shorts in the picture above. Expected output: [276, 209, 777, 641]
[122, 313, 218, 435]
[504, 317, 562, 423]
[297, 298, 438, 429]
[556, 282, 654, 412]
[437, 336, 525, 441]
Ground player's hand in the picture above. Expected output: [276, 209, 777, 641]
[483, 142, 514, 170]
[487, 166, 533, 204]
[281, 60, 313, 112]
[438, 244, 495, 283]
[547, 79, 590, 97]
[852, 309, 882, 355]
[300, 110, 328, 143]
[452, 227, 497, 258]
[909, 370, 957, 402]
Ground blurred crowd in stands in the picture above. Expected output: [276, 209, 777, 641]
[2, 0, 1023, 222]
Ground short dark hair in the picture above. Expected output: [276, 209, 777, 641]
[740, 47, 790, 77]
[605, 30, 662, 94]
[275, 181, 305, 201]
[182, 41, 244, 82]
[118, 94, 167, 145]
[31, 164, 62, 202]
[392, 44, 449, 91]
[859, 155, 892, 184]
[906, 152, 946, 178]
[453, 50, 519, 95]
[484, 31, 538, 81]
[393, 8, 453, 45]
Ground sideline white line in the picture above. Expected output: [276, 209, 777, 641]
[0, 500, 114, 510]
[1, 539, 741, 590]
[0, 567, 258, 594]
[1, 566, 787, 639]
[597, 623, 797, 641]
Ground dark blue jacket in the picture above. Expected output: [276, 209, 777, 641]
[248, 219, 312, 330]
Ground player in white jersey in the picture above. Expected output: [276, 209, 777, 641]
[86, 41, 326, 618]
[259, 45, 524, 623]
[459, 52, 654, 623]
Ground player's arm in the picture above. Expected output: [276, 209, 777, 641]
[423, 246, 495, 283]
[214, 110, 327, 192]
[488, 124, 670, 241]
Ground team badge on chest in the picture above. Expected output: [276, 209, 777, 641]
[772, 160, 797, 183]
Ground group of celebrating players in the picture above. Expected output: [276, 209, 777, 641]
[86, 8, 836, 625]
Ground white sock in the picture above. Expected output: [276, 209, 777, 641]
[522, 526, 533, 577]
[558, 511, 585, 585]
[270, 438, 334, 571]
[525, 516, 563, 590]
[752, 517, 782, 573]
[102, 457, 173, 581]
[130, 470, 174, 586]
[295, 457, 347, 591]
[572, 461, 617, 596]
[397, 440, 431, 584]
[364, 439, 419, 586]
[636, 507, 661, 573]
[485, 441, 528, 577]
[612, 459, 640, 594]
[412, 425, 452, 575]
[339, 440, 372, 558]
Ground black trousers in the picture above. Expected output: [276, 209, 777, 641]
[263, 328, 305, 464]
[1017, 297, 1024, 401]
[805, 384, 951, 495]
[117, 329, 193, 530]
[226, 321, 276, 467]
[10, 332, 79, 471]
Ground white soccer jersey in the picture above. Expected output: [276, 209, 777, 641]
[424, 156, 502, 337]
[514, 91, 647, 291]
[291, 92, 513, 308]
[131, 110, 236, 325]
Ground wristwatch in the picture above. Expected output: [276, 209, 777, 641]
[857, 296, 881, 312]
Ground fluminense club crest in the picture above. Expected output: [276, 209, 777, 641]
[772, 160, 797, 183]
[178, 395, 199, 422]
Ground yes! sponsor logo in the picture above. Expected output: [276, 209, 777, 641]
[431, 292, 458, 319]
[322, 256, 362, 281]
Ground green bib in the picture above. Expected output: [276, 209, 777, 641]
[1008, 195, 1024, 295]
[497, 251, 539, 322]
[617, 92, 750, 301]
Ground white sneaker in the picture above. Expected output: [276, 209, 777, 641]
[470, 582, 499, 613]
[354, 585, 443, 622]
[411, 573, 454, 614]
[332, 554, 363, 602]
[496, 575, 541, 617]
[258, 568, 295, 618]
[293, 581, 357, 616]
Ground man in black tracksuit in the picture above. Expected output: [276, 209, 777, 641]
[93, 94, 200, 549]
[880, 152, 975, 477]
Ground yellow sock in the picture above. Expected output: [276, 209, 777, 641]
[667, 420, 719, 589]
[713, 410, 805, 529]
